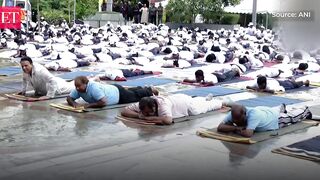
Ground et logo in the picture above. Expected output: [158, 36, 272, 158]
[0, 7, 22, 29]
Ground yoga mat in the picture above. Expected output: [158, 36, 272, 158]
[272, 136, 320, 162]
[50, 103, 129, 113]
[310, 82, 320, 87]
[58, 71, 102, 81]
[236, 96, 304, 107]
[116, 107, 231, 125]
[179, 77, 253, 87]
[197, 121, 319, 144]
[285, 86, 316, 93]
[5, 93, 68, 102]
[116, 77, 176, 87]
[174, 86, 244, 97]
[263, 61, 280, 67]
[0, 66, 22, 76]
[0, 81, 22, 93]
[179, 81, 214, 87]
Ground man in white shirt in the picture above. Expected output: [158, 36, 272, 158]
[18, 56, 73, 100]
[121, 94, 228, 125]
[246, 76, 309, 94]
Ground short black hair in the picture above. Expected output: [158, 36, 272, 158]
[206, 53, 216, 63]
[20, 56, 33, 64]
[163, 47, 172, 54]
[257, 76, 267, 85]
[195, 69, 204, 77]
[298, 63, 308, 71]
[239, 56, 249, 64]
[139, 97, 157, 111]
[262, 45, 270, 54]
[276, 55, 284, 61]
[211, 46, 221, 52]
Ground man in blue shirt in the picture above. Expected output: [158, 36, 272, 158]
[67, 76, 157, 108]
[218, 104, 312, 137]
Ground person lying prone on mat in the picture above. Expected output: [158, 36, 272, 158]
[66, 76, 159, 108]
[217, 104, 312, 137]
[96, 69, 159, 81]
[183, 70, 218, 86]
[121, 94, 232, 125]
[18, 56, 74, 100]
[246, 76, 310, 94]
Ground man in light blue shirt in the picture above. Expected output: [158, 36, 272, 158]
[218, 104, 312, 137]
[67, 76, 157, 108]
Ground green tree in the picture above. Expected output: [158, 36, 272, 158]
[29, 0, 99, 23]
[166, 0, 241, 23]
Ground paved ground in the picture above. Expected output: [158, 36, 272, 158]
[0, 61, 319, 180]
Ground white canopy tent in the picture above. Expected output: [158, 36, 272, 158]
[224, 0, 283, 28]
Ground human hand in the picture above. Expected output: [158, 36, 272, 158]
[17, 91, 26, 96]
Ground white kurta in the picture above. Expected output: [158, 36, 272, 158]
[22, 63, 73, 98]
[140, 7, 149, 24]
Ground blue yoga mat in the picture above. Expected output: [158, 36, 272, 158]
[117, 77, 176, 86]
[174, 86, 244, 97]
[0, 67, 22, 76]
[236, 96, 303, 107]
[58, 71, 102, 80]
[285, 86, 316, 93]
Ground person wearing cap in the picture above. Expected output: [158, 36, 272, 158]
[18, 56, 73, 100]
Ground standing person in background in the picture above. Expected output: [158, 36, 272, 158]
[149, 3, 157, 25]
[140, 4, 149, 24]
[121, 1, 129, 25]
[157, 3, 163, 25]
[127, 1, 134, 22]
[133, 3, 141, 23]
[101, 0, 107, 11]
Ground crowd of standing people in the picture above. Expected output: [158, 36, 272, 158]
[104, 1, 164, 25]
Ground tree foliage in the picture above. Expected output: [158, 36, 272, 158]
[29, 0, 99, 23]
[166, 0, 241, 23]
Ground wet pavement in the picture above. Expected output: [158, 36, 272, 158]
[0, 62, 319, 180]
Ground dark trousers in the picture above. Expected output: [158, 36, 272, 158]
[112, 84, 153, 104]
[150, 15, 156, 24]
[278, 80, 303, 90]
[121, 69, 145, 77]
[213, 70, 239, 82]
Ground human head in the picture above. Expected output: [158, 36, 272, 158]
[298, 63, 308, 71]
[206, 53, 216, 63]
[20, 56, 33, 74]
[74, 76, 89, 93]
[257, 76, 267, 90]
[262, 45, 270, 54]
[239, 56, 249, 64]
[143, 4, 147, 8]
[139, 97, 158, 116]
[231, 105, 247, 127]
[195, 70, 204, 82]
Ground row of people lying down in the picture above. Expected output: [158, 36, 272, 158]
[18, 56, 159, 101]
[18, 56, 311, 103]
[181, 67, 310, 91]
[16, 57, 315, 137]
